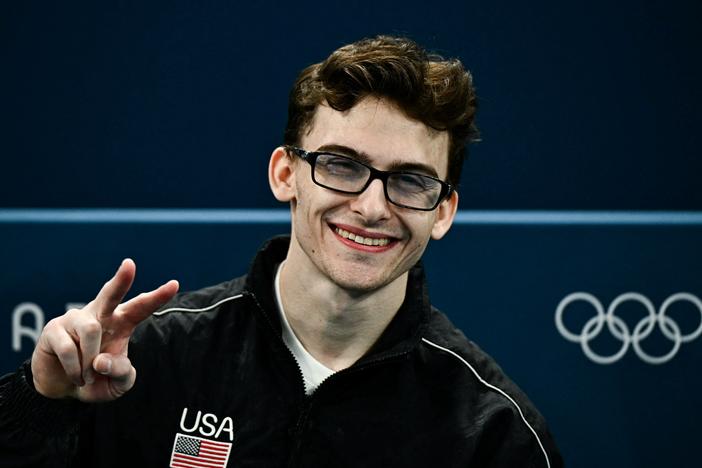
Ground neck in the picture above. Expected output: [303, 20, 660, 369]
[278, 253, 407, 372]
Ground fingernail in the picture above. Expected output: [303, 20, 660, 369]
[84, 371, 95, 385]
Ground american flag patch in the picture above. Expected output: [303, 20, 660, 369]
[169, 432, 232, 468]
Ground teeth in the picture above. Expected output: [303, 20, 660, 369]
[335, 227, 390, 247]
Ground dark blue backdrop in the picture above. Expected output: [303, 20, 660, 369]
[1, 1, 701, 467]
[1, 0, 700, 209]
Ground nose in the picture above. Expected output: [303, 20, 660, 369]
[349, 179, 391, 223]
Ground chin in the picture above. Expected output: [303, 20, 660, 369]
[333, 277, 384, 294]
[325, 265, 398, 295]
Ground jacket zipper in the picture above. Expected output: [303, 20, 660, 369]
[243, 290, 418, 468]
[243, 291, 307, 401]
[285, 348, 412, 467]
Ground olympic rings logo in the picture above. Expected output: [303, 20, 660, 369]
[555, 292, 702, 364]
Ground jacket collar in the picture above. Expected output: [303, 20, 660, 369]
[244, 236, 430, 363]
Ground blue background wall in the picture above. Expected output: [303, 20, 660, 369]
[2, 0, 700, 209]
[1, 1, 701, 467]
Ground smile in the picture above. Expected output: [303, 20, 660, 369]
[335, 227, 391, 246]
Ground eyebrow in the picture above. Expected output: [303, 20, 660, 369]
[315, 144, 440, 178]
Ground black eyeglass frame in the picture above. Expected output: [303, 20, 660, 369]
[285, 145, 453, 211]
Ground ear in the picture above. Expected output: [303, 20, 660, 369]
[431, 191, 459, 240]
[268, 146, 297, 202]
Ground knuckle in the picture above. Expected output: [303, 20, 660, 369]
[65, 308, 82, 317]
[44, 317, 68, 335]
[44, 317, 60, 331]
[80, 320, 102, 337]
[64, 308, 90, 324]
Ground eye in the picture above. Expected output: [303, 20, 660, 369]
[317, 155, 364, 176]
[392, 173, 433, 193]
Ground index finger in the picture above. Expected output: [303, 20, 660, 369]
[94, 259, 136, 319]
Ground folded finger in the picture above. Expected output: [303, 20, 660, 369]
[70, 313, 103, 385]
[45, 328, 83, 386]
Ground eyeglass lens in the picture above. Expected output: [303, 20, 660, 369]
[314, 153, 442, 209]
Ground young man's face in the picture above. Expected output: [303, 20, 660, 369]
[272, 96, 458, 293]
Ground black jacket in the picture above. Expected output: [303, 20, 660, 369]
[0, 237, 563, 467]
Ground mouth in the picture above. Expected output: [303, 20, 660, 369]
[330, 223, 399, 251]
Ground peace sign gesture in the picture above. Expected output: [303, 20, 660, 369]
[30, 259, 179, 402]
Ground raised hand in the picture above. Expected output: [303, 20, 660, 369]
[30, 259, 179, 402]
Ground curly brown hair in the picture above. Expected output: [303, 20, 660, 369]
[283, 35, 479, 188]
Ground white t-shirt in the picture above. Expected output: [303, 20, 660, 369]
[274, 263, 335, 395]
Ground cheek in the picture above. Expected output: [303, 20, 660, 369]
[405, 213, 436, 241]
[293, 177, 315, 213]
[292, 182, 333, 234]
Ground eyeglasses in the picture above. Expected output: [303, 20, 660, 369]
[286, 146, 453, 211]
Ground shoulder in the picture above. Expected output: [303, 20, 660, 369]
[418, 308, 562, 468]
[154, 275, 248, 317]
[421, 308, 506, 384]
[132, 275, 250, 344]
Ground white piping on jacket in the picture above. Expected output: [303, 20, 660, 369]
[153, 294, 244, 316]
[421, 337, 551, 468]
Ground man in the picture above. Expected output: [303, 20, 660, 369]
[1, 36, 563, 467]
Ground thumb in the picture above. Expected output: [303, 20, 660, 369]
[93, 353, 137, 398]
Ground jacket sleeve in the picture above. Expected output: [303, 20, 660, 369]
[0, 361, 87, 468]
[472, 403, 564, 468]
